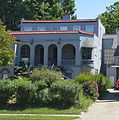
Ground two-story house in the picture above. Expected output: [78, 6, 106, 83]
[10, 15, 105, 78]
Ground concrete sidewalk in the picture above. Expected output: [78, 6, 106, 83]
[76, 89, 119, 120]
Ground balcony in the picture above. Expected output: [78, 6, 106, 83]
[82, 59, 94, 67]
[61, 59, 76, 65]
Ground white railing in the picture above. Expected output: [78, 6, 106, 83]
[82, 59, 94, 66]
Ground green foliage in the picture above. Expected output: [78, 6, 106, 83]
[83, 81, 99, 100]
[95, 74, 111, 97]
[74, 72, 95, 85]
[0, 0, 25, 31]
[34, 88, 52, 106]
[0, 20, 17, 66]
[50, 80, 80, 106]
[74, 72, 111, 98]
[75, 90, 93, 110]
[29, 68, 63, 87]
[99, 1, 119, 34]
[0, 0, 76, 31]
[24, 59, 29, 71]
[16, 80, 37, 105]
[0, 79, 15, 104]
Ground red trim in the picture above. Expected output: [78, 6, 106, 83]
[10, 30, 95, 36]
[22, 19, 97, 23]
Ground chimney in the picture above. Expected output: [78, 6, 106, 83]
[114, 26, 119, 58]
[62, 14, 71, 20]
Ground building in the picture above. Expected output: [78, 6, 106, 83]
[101, 34, 117, 75]
[102, 27, 119, 87]
[10, 15, 105, 79]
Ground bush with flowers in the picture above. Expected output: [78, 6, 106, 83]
[83, 81, 99, 100]
[74, 72, 110, 100]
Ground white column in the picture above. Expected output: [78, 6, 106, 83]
[75, 44, 81, 65]
[57, 46, 62, 66]
[17, 44, 21, 64]
[30, 45, 34, 66]
[118, 31, 119, 46]
[44, 45, 48, 66]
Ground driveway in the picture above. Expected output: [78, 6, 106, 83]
[77, 89, 119, 120]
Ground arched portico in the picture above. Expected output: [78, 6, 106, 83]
[48, 44, 57, 66]
[61, 44, 76, 65]
[34, 44, 44, 65]
[20, 45, 30, 60]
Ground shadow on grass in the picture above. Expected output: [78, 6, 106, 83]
[0, 102, 73, 111]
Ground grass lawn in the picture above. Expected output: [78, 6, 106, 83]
[0, 115, 78, 120]
[0, 107, 82, 115]
[0, 95, 93, 115]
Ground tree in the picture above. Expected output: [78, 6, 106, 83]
[0, 0, 25, 31]
[0, 20, 17, 66]
[0, 0, 77, 30]
[99, 1, 119, 34]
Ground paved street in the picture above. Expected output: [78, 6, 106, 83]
[77, 89, 119, 120]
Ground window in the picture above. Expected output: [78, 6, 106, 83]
[2, 74, 8, 79]
[104, 49, 115, 64]
[86, 25, 94, 33]
[21, 45, 30, 58]
[38, 26, 45, 31]
[73, 26, 81, 30]
[60, 26, 67, 31]
[82, 48, 92, 60]
[51, 27, 59, 31]
[24, 26, 32, 31]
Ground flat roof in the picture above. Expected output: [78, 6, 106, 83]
[22, 19, 97, 23]
[10, 30, 95, 36]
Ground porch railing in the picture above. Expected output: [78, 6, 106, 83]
[61, 59, 76, 65]
[82, 59, 94, 67]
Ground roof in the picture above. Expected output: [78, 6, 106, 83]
[22, 19, 97, 23]
[10, 30, 95, 36]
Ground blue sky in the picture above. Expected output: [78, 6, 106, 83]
[75, 0, 118, 19]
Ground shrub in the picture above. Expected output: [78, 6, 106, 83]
[75, 90, 93, 110]
[83, 81, 99, 100]
[29, 68, 63, 87]
[74, 72, 95, 85]
[50, 80, 81, 107]
[95, 74, 111, 97]
[0, 79, 15, 104]
[34, 88, 52, 106]
[74, 72, 99, 100]
[16, 80, 37, 105]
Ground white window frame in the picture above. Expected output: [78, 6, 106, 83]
[86, 25, 94, 33]
[38, 26, 45, 31]
[60, 26, 67, 31]
[51, 27, 59, 31]
[24, 26, 32, 31]
[73, 26, 81, 31]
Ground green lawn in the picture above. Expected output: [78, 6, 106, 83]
[0, 115, 78, 120]
[0, 107, 82, 114]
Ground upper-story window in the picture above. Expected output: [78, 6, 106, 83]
[51, 27, 59, 31]
[60, 26, 67, 31]
[73, 26, 81, 31]
[38, 26, 45, 31]
[24, 26, 32, 31]
[86, 25, 94, 33]
[82, 48, 92, 60]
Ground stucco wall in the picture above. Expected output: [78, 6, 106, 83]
[0, 66, 14, 79]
